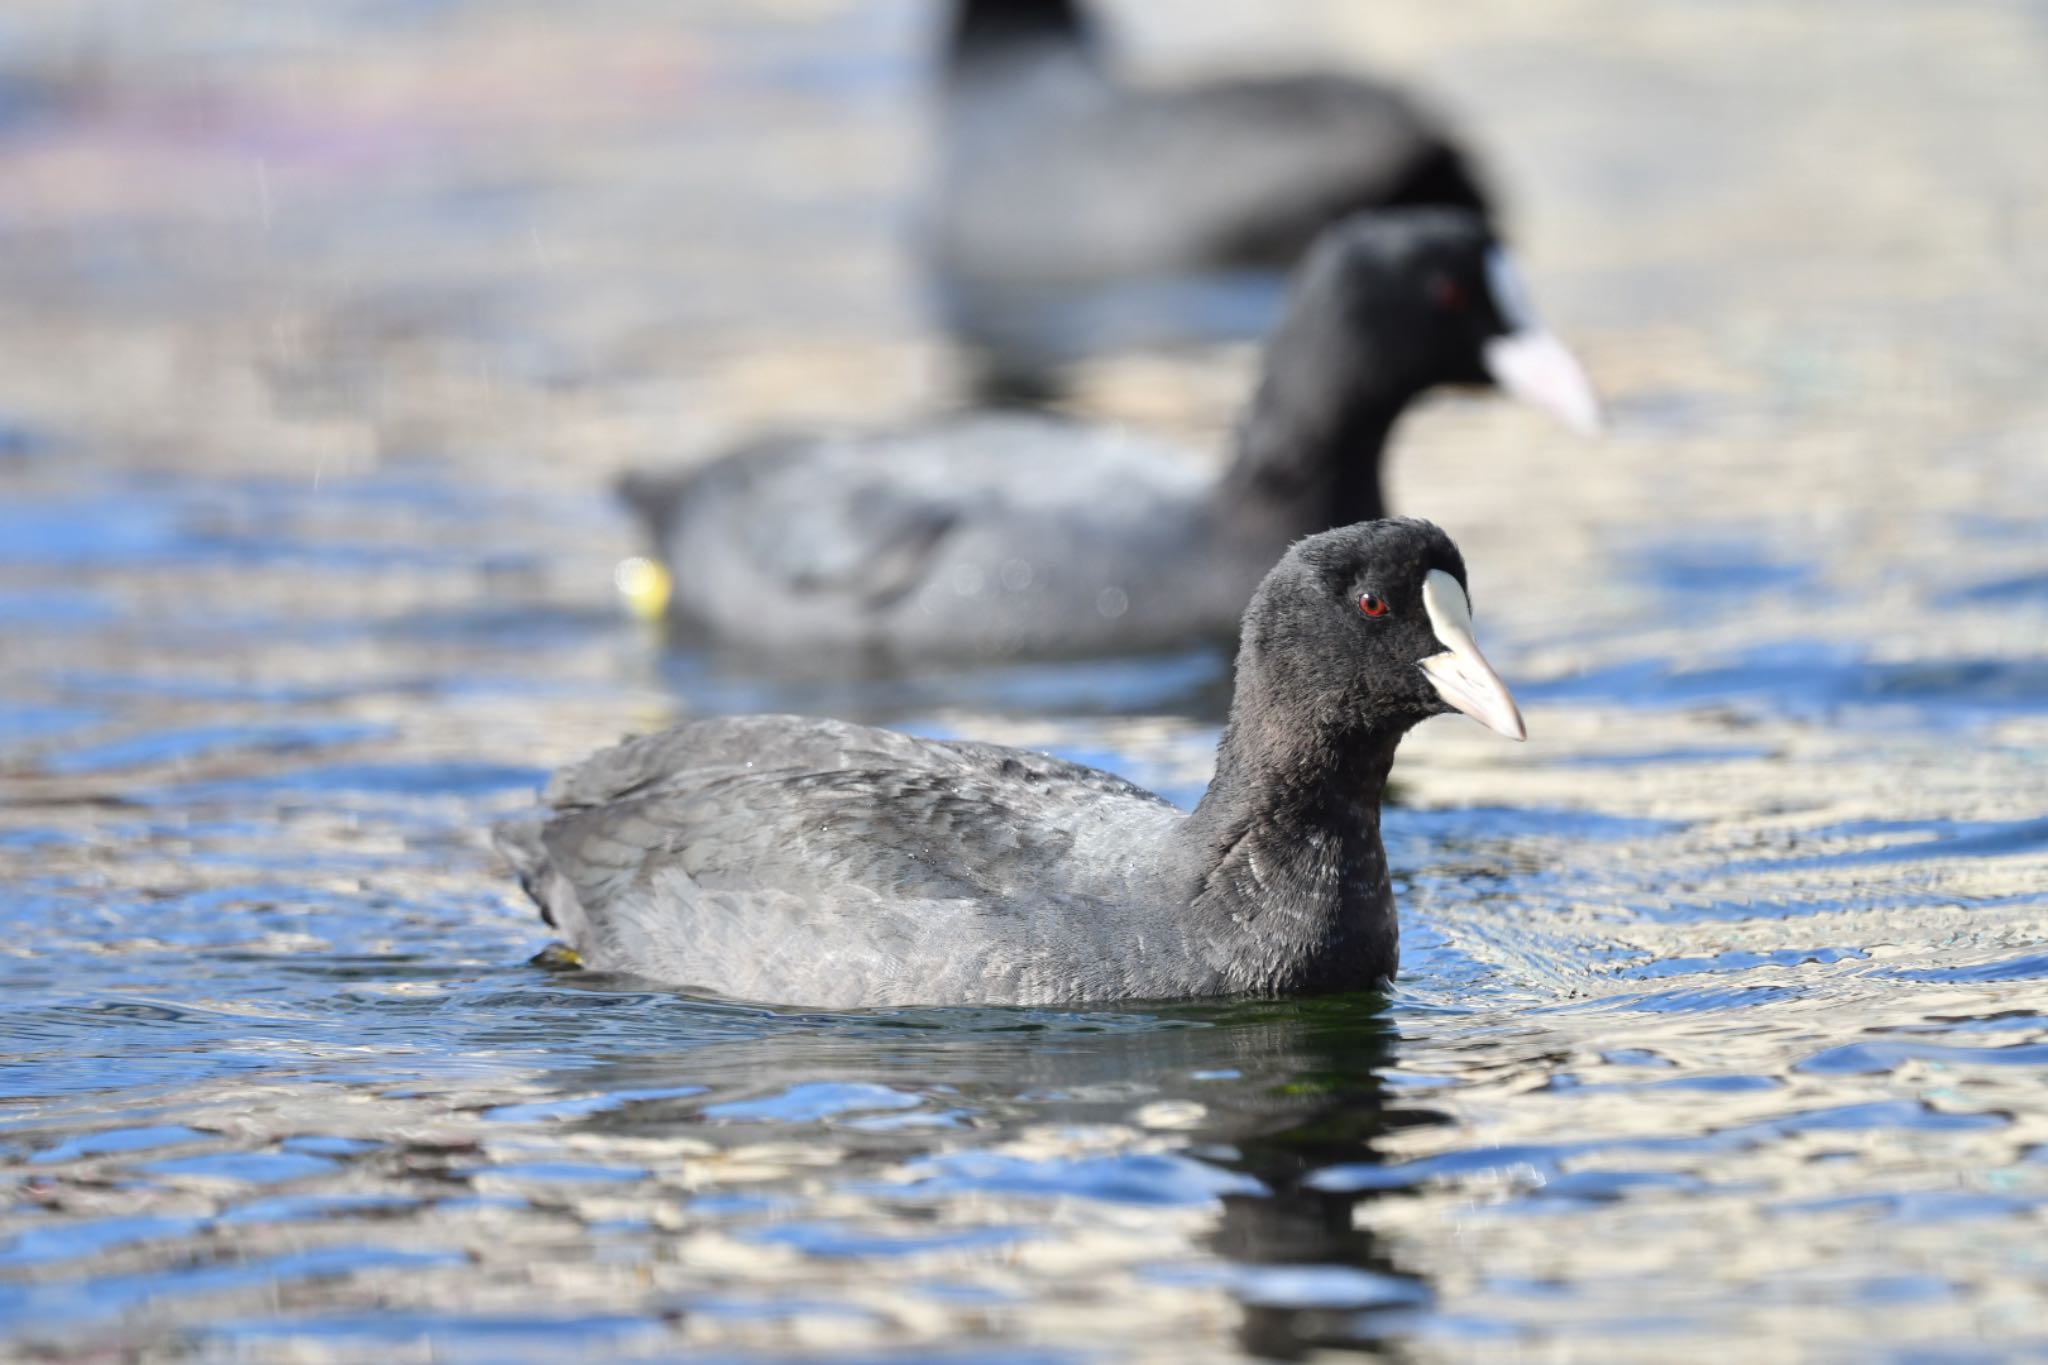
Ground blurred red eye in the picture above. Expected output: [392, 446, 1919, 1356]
[1359, 592, 1389, 618]
[1430, 275, 1468, 310]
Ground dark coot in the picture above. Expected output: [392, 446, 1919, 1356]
[622, 209, 1597, 669]
[499, 518, 1525, 1008]
[929, 0, 1498, 395]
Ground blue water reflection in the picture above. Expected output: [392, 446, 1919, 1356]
[1, 0, 2045, 1360]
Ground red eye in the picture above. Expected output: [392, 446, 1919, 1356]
[1430, 274, 1468, 310]
[1359, 592, 1389, 618]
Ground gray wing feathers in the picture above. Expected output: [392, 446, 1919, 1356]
[543, 716, 937, 808]
[500, 717, 1179, 1006]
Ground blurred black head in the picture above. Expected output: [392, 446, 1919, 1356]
[1280, 208, 1602, 435]
[1237, 518, 1524, 742]
[947, 0, 1094, 63]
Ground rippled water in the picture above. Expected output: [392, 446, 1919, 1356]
[3, 1, 2047, 1360]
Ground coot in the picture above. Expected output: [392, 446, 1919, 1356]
[500, 518, 1524, 1008]
[623, 209, 1596, 668]
[931, 0, 1496, 394]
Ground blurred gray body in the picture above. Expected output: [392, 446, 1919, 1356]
[638, 415, 1271, 665]
[938, 76, 1479, 291]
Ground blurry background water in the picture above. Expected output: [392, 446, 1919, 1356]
[1, 0, 2046, 1359]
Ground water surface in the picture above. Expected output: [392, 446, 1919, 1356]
[2, 1, 2046, 1359]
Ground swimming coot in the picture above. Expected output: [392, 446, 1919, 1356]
[930, 0, 1497, 393]
[622, 209, 1597, 669]
[499, 518, 1524, 1008]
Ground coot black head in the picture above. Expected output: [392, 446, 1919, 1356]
[1234, 518, 1524, 744]
[1277, 208, 1602, 436]
[947, 0, 1095, 67]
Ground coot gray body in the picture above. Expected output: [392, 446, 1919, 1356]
[500, 518, 1525, 1008]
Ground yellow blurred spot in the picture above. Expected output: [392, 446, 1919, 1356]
[530, 943, 584, 970]
[614, 555, 672, 622]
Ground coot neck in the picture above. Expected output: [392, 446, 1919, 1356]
[1179, 707, 1407, 994]
[1216, 334, 1414, 547]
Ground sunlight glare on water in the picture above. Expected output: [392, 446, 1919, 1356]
[1, 0, 2046, 1360]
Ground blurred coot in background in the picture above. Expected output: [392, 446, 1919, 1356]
[621, 208, 1596, 668]
[928, 0, 1496, 397]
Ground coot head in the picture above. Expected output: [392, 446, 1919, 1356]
[1236, 518, 1525, 742]
[1286, 209, 1603, 436]
[947, 0, 1096, 67]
